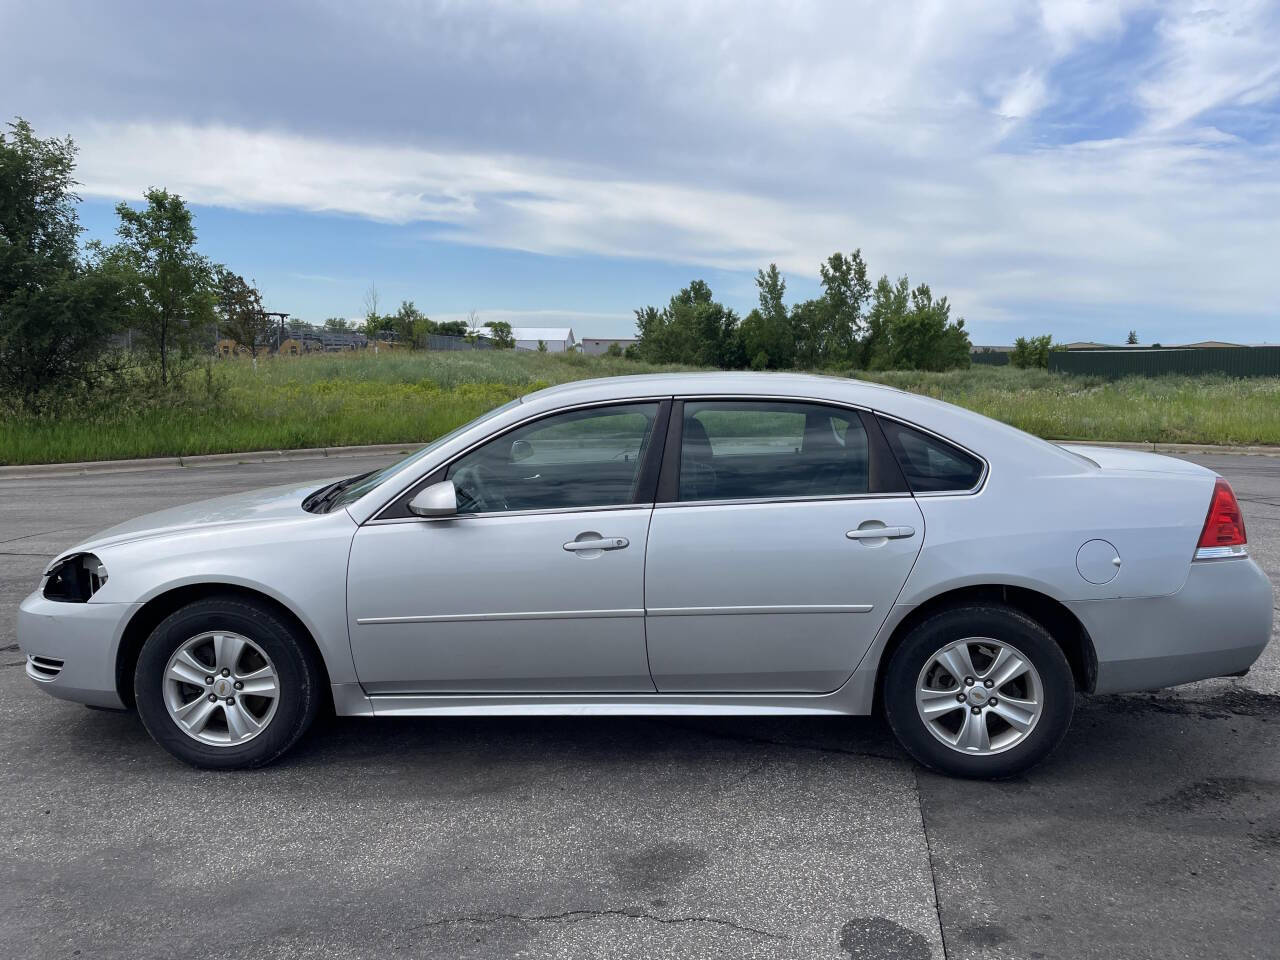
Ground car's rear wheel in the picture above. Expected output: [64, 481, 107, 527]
[883, 604, 1075, 778]
[134, 596, 322, 769]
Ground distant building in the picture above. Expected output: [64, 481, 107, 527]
[511, 327, 577, 352]
[1060, 341, 1119, 351]
[581, 337, 637, 355]
[1059, 339, 1245, 351]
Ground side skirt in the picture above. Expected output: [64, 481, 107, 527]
[330, 682, 873, 718]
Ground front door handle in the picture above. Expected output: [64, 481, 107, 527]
[563, 536, 630, 552]
[846, 525, 916, 540]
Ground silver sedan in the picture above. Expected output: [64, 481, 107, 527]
[18, 372, 1273, 777]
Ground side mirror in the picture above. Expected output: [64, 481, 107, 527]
[407, 480, 458, 518]
[510, 439, 534, 462]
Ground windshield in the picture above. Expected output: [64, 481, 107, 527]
[327, 398, 523, 511]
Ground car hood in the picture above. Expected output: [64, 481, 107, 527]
[65, 478, 339, 555]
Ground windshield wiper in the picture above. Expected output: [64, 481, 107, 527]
[303, 472, 373, 513]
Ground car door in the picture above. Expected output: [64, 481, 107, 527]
[347, 400, 668, 694]
[644, 399, 925, 693]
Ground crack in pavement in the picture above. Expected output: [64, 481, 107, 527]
[0, 529, 67, 546]
[410, 907, 788, 941]
[913, 770, 950, 960]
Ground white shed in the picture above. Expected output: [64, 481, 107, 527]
[511, 327, 577, 352]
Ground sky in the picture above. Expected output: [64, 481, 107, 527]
[3, 0, 1279, 343]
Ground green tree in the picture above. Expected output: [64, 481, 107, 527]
[605, 341, 623, 358]
[323, 316, 352, 333]
[0, 119, 130, 409]
[890, 284, 971, 371]
[634, 305, 677, 362]
[863, 277, 970, 371]
[739, 264, 793, 369]
[390, 300, 434, 348]
[1126, 330, 1138, 345]
[434, 319, 468, 338]
[789, 298, 823, 369]
[216, 269, 270, 357]
[363, 313, 394, 340]
[862, 275, 910, 369]
[104, 188, 216, 385]
[1010, 334, 1053, 369]
[537, 339, 548, 352]
[672, 279, 741, 367]
[484, 320, 514, 348]
[788, 251, 871, 368]
[633, 253, 970, 373]
[634, 280, 741, 367]
[816, 249, 871, 365]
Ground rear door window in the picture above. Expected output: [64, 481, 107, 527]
[677, 401, 871, 501]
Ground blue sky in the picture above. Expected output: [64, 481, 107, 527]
[5, 1, 1280, 343]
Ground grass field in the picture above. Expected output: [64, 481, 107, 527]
[4, 351, 1280, 465]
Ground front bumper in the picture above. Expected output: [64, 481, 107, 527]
[17, 590, 139, 709]
[1070, 557, 1274, 695]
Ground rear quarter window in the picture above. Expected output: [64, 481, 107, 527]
[877, 416, 985, 493]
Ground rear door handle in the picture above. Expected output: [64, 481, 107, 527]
[846, 525, 916, 540]
[563, 537, 630, 552]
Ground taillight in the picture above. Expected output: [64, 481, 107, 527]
[1195, 477, 1247, 559]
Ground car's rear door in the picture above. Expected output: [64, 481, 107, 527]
[643, 398, 925, 693]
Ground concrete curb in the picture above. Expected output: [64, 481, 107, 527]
[0, 442, 419, 480]
[2, 437, 1278, 481]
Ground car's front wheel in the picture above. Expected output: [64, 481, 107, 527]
[134, 596, 322, 769]
[883, 604, 1075, 778]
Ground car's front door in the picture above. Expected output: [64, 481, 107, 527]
[644, 399, 925, 693]
[347, 401, 667, 694]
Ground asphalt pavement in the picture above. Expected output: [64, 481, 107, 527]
[1, 452, 1277, 960]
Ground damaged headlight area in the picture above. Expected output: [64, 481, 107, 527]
[43, 553, 108, 602]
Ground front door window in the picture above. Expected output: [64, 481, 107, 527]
[447, 403, 661, 513]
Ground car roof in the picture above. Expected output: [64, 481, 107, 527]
[522, 371, 1088, 474]
[522, 371, 904, 406]
[343, 370, 1091, 524]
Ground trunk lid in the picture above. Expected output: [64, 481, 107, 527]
[1057, 444, 1216, 477]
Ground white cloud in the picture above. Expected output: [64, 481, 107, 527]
[73, 119, 1280, 326]
[997, 69, 1050, 120]
[1137, 0, 1280, 131]
[1039, 0, 1143, 53]
[73, 121, 848, 271]
[20, 0, 1280, 336]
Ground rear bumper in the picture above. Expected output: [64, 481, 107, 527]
[1069, 558, 1274, 695]
[17, 591, 138, 709]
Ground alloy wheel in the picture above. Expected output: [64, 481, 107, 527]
[162, 631, 281, 746]
[914, 636, 1044, 755]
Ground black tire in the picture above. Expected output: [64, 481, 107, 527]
[134, 595, 323, 769]
[883, 604, 1075, 779]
